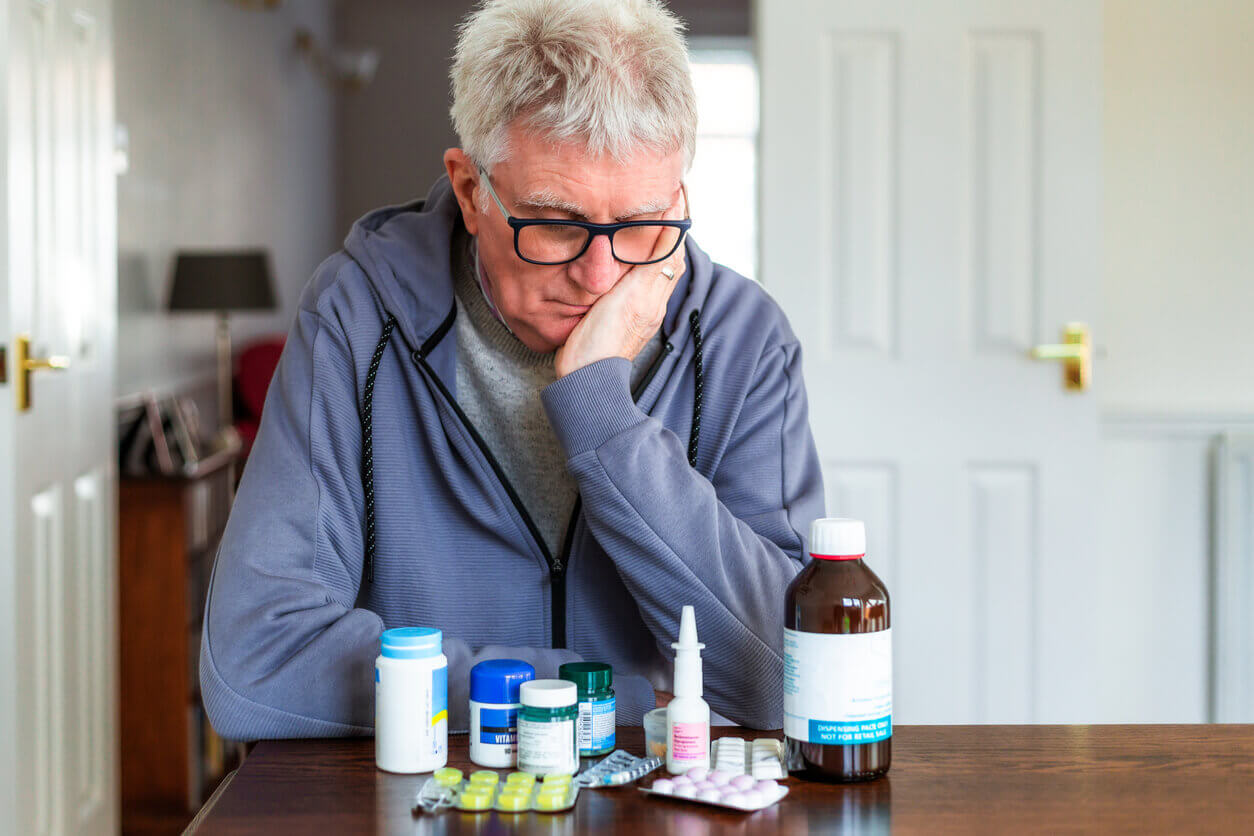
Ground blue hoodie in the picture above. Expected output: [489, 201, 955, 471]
[199, 175, 825, 739]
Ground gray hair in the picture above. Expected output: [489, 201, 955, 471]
[449, 0, 697, 175]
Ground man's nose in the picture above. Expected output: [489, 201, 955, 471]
[569, 233, 621, 296]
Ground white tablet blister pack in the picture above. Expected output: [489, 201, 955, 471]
[711, 736, 787, 779]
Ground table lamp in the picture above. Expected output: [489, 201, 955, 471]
[168, 250, 277, 434]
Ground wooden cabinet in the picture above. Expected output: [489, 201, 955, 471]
[118, 457, 242, 830]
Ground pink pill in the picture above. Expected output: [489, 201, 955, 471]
[686, 767, 710, 782]
[673, 784, 697, 799]
[651, 779, 675, 795]
[671, 775, 693, 787]
[696, 789, 723, 803]
[722, 792, 748, 808]
[694, 780, 717, 792]
[730, 774, 757, 791]
[708, 770, 731, 786]
[739, 790, 765, 808]
[719, 786, 742, 799]
[754, 779, 780, 796]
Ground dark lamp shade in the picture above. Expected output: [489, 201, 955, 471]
[168, 250, 277, 312]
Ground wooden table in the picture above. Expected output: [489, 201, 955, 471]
[195, 725, 1254, 834]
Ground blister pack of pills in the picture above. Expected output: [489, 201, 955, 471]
[640, 770, 788, 812]
[711, 736, 787, 779]
[412, 768, 580, 814]
[574, 750, 663, 787]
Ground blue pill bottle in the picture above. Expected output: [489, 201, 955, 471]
[468, 658, 536, 768]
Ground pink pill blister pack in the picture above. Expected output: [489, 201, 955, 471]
[640, 737, 790, 811]
[639, 769, 788, 812]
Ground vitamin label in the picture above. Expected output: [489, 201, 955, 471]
[783, 628, 892, 744]
[478, 707, 518, 747]
[517, 717, 577, 774]
[669, 722, 709, 764]
[576, 698, 616, 753]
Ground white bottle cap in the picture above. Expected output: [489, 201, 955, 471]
[809, 518, 866, 559]
[671, 605, 705, 698]
[520, 679, 577, 709]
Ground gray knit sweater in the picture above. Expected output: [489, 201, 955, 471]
[451, 221, 663, 554]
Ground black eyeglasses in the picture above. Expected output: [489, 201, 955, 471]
[478, 167, 692, 266]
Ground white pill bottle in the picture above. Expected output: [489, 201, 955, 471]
[375, 627, 448, 773]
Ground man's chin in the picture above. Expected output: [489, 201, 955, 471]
[541, 316, 582, 351]
[509, 310, 584, 354]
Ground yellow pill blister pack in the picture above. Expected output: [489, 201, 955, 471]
[413, 769, 579, 815]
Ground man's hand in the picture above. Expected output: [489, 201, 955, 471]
[654, 689, 674, 708]
[554, 190, 688, 379]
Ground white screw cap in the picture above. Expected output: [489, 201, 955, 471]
[809, 518, 866, 558]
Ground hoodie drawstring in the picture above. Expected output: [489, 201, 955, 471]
[360, 313, 397, 584]
[687, 309, 703, 469]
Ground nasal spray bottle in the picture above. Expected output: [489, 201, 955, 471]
[666, 605, 710, 774]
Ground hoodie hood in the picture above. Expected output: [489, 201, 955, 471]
[341, 174, 714, 355]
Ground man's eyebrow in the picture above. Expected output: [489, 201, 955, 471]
[515, 189, 673, 222]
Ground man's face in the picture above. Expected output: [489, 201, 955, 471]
[453, 123, 686, 354]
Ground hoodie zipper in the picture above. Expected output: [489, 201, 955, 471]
[550, 339, 674, 647]
[412, 318, 674, 650]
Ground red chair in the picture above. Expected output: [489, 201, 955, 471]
[234, 336, 286, 457]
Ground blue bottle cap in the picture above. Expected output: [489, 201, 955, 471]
[470, 658, 536, 704]
[380, 627, 442, 659]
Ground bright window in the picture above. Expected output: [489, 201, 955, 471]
[686, 42, 759, 281]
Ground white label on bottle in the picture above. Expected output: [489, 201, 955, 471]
[517, 717, 577, 775]
[576, 698, 615, 754]
[783, 628, 892, 744]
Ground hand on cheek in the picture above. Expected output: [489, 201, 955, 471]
[554, 196, 688, 379]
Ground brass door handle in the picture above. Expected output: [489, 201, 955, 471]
[16, 334, 70, 412]
[1030, 322, 1090, 392]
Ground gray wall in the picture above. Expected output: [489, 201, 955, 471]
[115, 0, 337, 397]
[333, 0, 750, 238]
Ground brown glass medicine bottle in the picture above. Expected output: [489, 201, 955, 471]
[784, 518, 891, 782]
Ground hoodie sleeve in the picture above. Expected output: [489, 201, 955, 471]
[199, 285, 606, 740]
[541, 342, 824, 730]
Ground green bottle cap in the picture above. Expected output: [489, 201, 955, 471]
[558, 661, 613, 694]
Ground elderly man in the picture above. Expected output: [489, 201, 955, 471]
[200, 0, 824, 740]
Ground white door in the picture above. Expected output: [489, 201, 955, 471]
[1, 0, 118, 833]
[759, 0, 1101, 723]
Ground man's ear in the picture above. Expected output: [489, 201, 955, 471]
[442, 148, 481, 236]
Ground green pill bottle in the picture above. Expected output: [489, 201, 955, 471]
[558, 662, 616, 757]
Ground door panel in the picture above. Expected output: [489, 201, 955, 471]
[3, 0, 118, 832]
[760, 0, 1101, 723]
[72, 469, 109, 822]
[29, 486, 65, 836]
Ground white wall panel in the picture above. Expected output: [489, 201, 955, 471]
[113, 0, 336, 396]
[1094, 416, 1249, 723]
[1213, 433, 1254, 722]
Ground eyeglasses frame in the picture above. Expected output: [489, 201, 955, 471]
[477, 166, 692, 266]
